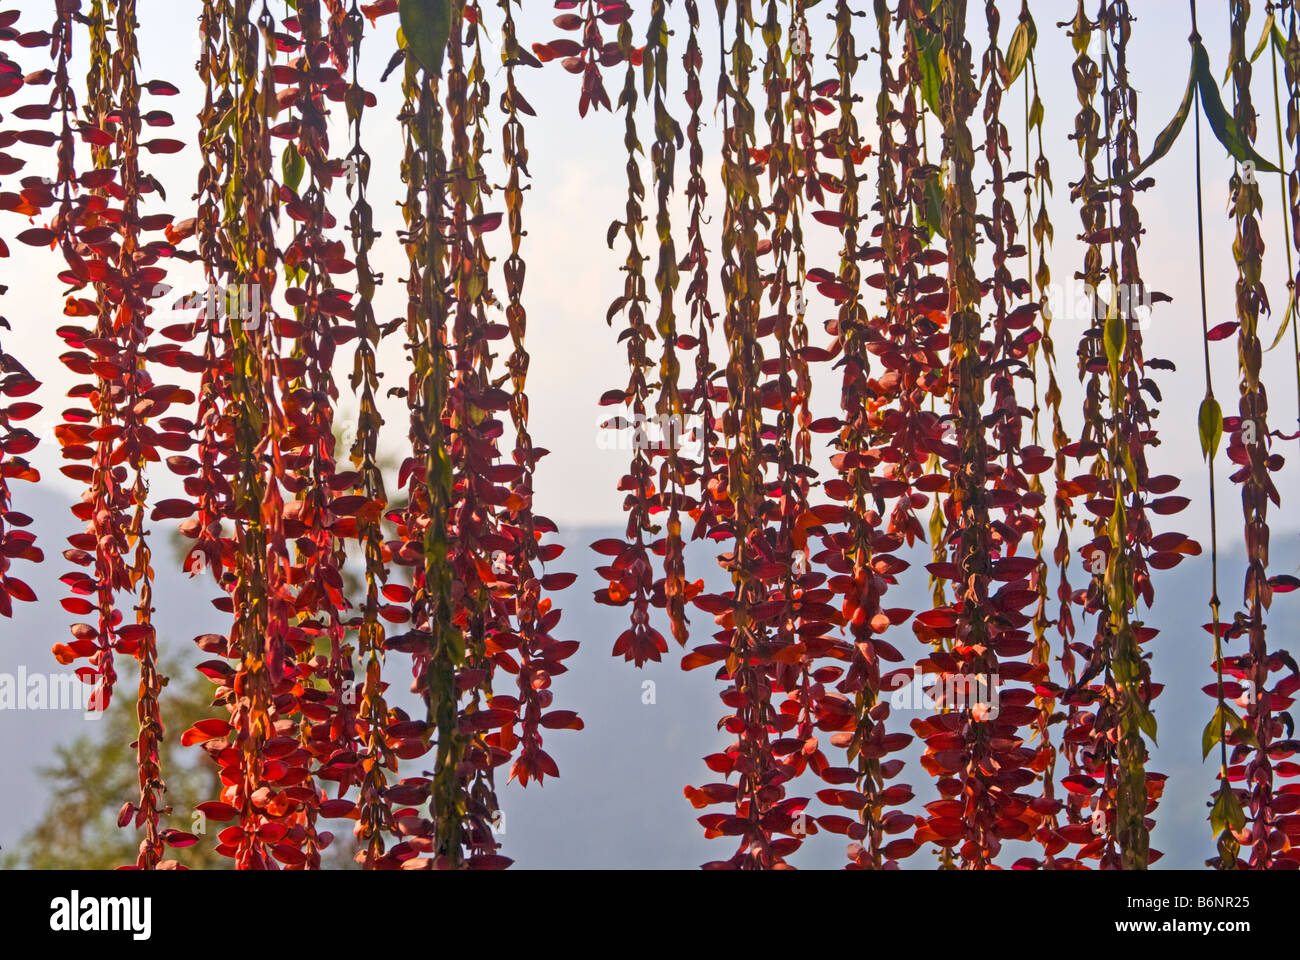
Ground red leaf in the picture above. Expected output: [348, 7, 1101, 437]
[180, 718, 231, 746]
[470, 212, 503, 233]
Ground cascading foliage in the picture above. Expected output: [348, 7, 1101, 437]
[0, 0, 1297, 870]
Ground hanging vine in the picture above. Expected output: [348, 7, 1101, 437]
[1219, 0, 1295, 870]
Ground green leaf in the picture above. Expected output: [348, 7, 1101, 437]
[203, 105, 235, 147]
[1202, 715, 1219, 761]
[1210, 783, 1246, 836]
[1113, 42, 1281, 186]
[910, 19, 942, 116]
[1070, 7, 1090, 55]
[1268, 287, 1296, 352]
[1202, 702, 1242, 759]
[281, 142, 305, 194]
[1137, 702, 1158, 746]
[1113, 46, 1200, 186]
[1103, 287, 1125, 374]
[1195, 43, 1282, 175]
[1222, 12, 1274, 86]
[1005, 19, 1035, 86]
[1198, 395, 1223, 461]
[1252, 12, 1275, 62]
[919, 172, 946, 242]
[400, 0, 452, 76]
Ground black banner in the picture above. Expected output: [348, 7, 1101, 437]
[0, 867, 1291, 946]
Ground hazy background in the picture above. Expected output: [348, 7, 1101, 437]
[2, 0, 1298, 867]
